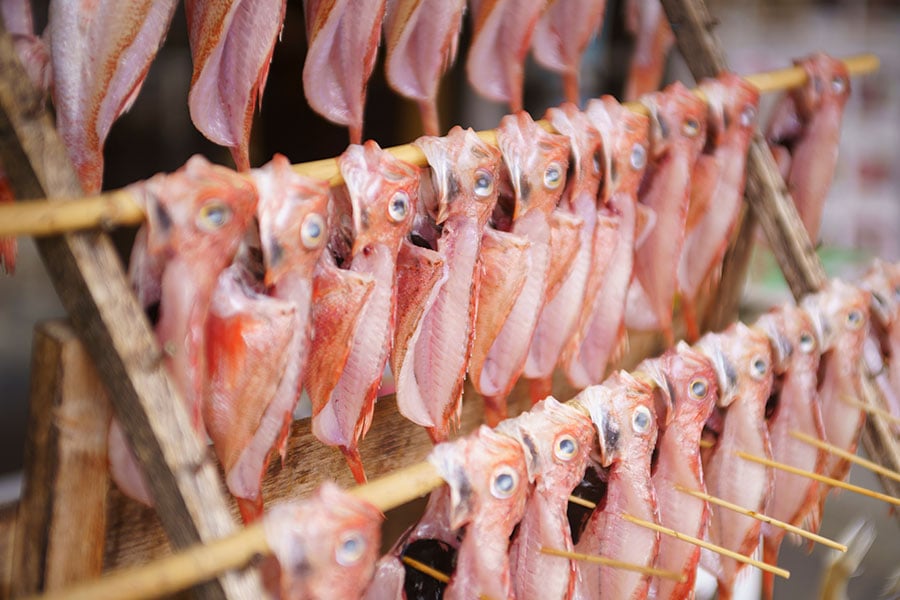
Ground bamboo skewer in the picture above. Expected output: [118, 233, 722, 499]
[539, 547, 687, 582]
[0, 53, 879, 239]
[841, 394, 900, 428]
[790, 430, 900, 485]
[699, 438, 715, 449]
[673, 485, 847, 551]
[399, 557, 497, 600]
[568, 494, 597, 509]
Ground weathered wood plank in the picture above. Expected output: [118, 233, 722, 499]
[0, 27, 262, 599]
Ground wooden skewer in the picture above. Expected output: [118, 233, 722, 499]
[568, 494, 598, 509]
[620, 514, 791, 580]
[789, 430, 900, 485]
[0, 53, 879, 239]
[699, 438, 715, 449]
[539, 546, 687, 582]
[841, 394, 900, 428]
[674, 485, 847, 552]
[400, 556, 497, 600]
[736, 451, 900, 507]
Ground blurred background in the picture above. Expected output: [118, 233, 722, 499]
[1, 0, 899, 597]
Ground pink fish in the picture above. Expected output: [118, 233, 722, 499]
[264, 483, 383, 599]
[428, 425, 530, 600]
[695, 322, 774, 599]
[561, 95, 650, 388]
[48, 0, 179, 192]
[306, 142, 418, 483]
[468, 111, 570, 425]
[572, 372, 661, 600]
[766, 53, 851, 244]
[525, 104, 601, 402]
[625, 82, 707, 345]
[754, 303, 826, 599]
[623, 0, 674, 101]
[678, 73, 760, 341]
[383, 0, 466, 135]
[466, 0, 546, 112]
[393, 127, 503, 442]
[637, 342, 717, 600]
[185, 0, 286, 170]
[302, 0, 386, 143]
[531, 0, 608, 102]
[112, 156, 257, 504]
[500, 397, 596, 600]
[859, 260, 900, 422]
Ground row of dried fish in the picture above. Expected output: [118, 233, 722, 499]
[255, 267, 895, 600]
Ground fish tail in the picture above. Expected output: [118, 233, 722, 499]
[761, 539, 779, 600]
[341, 445, 368, 484]
[682, 296, 701, 343]
[482, 394, 508, 427]
[238, 495, 265, 524]
[563, 71, 579, 104]
[418, 99, 440, 137]
[528, 377, 553, 405]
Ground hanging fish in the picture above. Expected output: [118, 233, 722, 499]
[306, 142, 418, 483]
[766, 53, 851, 245]
[185, 0, 286, 170]
[383, 0, 466, 135]
[302, 0, 387, 143]
[47, 0, 179, 192]
[561, 95, 650, 389]
[531, 0, 608, 102]
[859, 260, 900, 423]
[623, 0, 674, 101]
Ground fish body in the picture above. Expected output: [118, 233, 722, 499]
[302, 0, 387, 143]
[383, 0, 466, 135]
[766, 53, 851, 244]
[623, 0, 674, 101]
[308, 142, 418, 482]
[264, 483, 383, 599]
[626, 82, 707, 345]
[695, 322, 774, 598]
[562, 96, 650, 388]
[678, 73, 760, 340]
[637, 341, 717, 599]
[185, 0, 286, 170]
[393, 127, 503, 441]
[859, 260, 900, 422]
[572, 372, 660, 600]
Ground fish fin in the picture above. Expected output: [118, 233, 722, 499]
[544, 210, 584, 300]
[686, 155, 717, 232]
[634, 204, 657, 249]
[482, 395, 508, 427]
[341, 445, 368, 484]
[609, 324, 630, 370]
[238, 495, 265, 524]
[528, 376, 554, 406]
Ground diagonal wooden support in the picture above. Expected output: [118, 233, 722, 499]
[0, 27, 262, 599]
[661, 0, 900, 510]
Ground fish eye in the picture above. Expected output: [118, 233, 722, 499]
[473, 168, 494, 198]
[631, 405, 652, 434]
[740, 105, 756, 128]
[750, 356, 768, 380]
[630, 144, 647, 170]
[490, 466, 519, 499]
[300, 213, 325, 249]
[335, 531, 366, 566]
[846, 309, 864, 329]
[388, 191, 410, 222]
[543, 162, 563, 190]
[799, 332, 816, 353]
[831, 76, 846, 94]
[682, 118, 701, 137]
[689, 378, 709, 399]
[196, 200, 232, 231]
[554, 435, 578, 461]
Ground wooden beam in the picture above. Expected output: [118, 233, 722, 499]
[0, 28, 262, 599]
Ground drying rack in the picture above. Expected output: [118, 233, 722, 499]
[0, 0, 897, 598]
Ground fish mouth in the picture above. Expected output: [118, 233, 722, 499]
[697, 340, 738, 408]
[575, 386, 616, 467]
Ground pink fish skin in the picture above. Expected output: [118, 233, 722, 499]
[801, 281, 870, 491]
[766, 53, 851, 244]
[112, 156, 258, 505]
[531, 0, 607, 102]
[264, 483, 383, 600]
[469, 111, 570, 425]
[572, 372, 660, 600]
[860, 260, 900, 423]
[678, 73, 760, 341]
[185, 0, 286, 170]
[695, 323, 774, 599]
[383, 0, 466, 135]
[48, 0, 179, 192]
[308, 142, 418, 483]
[637, 341, 717, 600]
[428, 425, 529, 600]
[500, 398, 595, 600]
[392, 127, 503, 442]
[625, 82, 707, 345]
[525, 104, 601, 400]
[623, 0, 674, 101]
[302, 0, 386, 143]
[561, 96, 650, 388]
[466, 0, 546, 112]
[754, 304, 825, 599]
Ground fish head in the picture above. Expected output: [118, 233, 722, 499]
[756, 304, 820, 375]
[497, 111, 570, 219]
[802, 279, 870, 354]
[641, 81, 707, 161]
[545, 103, 604, 209]
[585, 96, 651, 205]
[338, 141, 420, 256]
[861, 260, 900, 328]
[700, 323, 774, 411]
[656, 341, 718, 429]
[254, 154, 330, 287]
[793, 53, 851, 118]
[415, 126, 502, 226]
[700, 72, 760, 148]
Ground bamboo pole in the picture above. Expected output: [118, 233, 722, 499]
[0, 53, 879, 239]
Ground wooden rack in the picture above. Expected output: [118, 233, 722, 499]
[0, 0, 896, 598]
